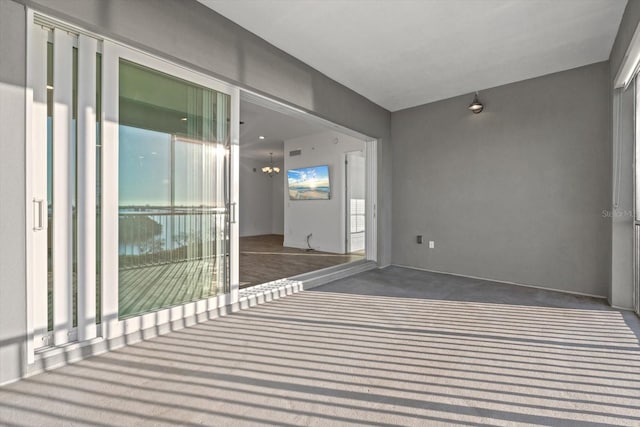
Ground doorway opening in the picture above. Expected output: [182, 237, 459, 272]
[238, 94, 375, 288]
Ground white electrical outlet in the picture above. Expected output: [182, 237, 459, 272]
[429, 241, 435, 249]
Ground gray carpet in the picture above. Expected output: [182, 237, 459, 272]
[1, 266, 639, 426]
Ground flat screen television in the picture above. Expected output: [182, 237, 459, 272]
[287, 165, 331, 200]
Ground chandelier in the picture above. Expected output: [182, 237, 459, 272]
[262, 152, 280, 177]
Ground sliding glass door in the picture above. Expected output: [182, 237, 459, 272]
[100, 42, 239, 340]
[30, 25, 101, 347]
[30, 21, 239, 351]
[117, 60, 230, 318]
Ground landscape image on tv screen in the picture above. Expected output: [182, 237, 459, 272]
[287, 165, 331, 200]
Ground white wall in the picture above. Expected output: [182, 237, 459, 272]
[238, 156, 284, 237]
[239, 156, 284, 237]
[284, 130, 364, 253]
[271, 171, 285, 234]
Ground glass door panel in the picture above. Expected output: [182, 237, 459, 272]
[31, 26, 102, 348]
[118, 60, 230, 318]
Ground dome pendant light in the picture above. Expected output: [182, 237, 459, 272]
[468, 92, 484, 114]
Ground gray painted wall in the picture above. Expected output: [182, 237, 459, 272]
[0, 0, 27, 385]
[391, 62, 611, 297]
[610, 0, 640, 78]
[609, 0, 640, 309]
[0, 0, 392, 385]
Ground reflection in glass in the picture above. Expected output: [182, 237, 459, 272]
[118, 60, 230, 318]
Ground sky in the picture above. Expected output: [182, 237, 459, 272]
[119, 125, 225, 207]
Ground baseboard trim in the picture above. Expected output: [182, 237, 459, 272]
[297, 260, 378, 290]
[392, 264, 608, 300]
[611, 304, 636, 311]
[282, 239, 343, 254]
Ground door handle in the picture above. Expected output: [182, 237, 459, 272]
[230, 202, 237, 224]
[33, 198, 45, 231]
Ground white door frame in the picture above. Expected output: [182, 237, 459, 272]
[27, 22, 85, 351]
[100, 40, 240, 340]
[239, 90, 379, 264]
[26, 12, 242, 361]
[345, 150, 366, 254]
[632, 83, 640, 315]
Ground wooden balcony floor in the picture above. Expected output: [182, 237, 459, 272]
[46, 234, 363, 321]
[116, 234, 363, 316]
[119, 259, 223, 318]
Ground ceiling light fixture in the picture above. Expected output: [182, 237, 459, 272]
[468, 92, 484, 114]
[181, 117, 188, 121]
[261, 152, 280, 177]
[259, 135, 265, 140]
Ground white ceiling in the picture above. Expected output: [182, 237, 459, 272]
[240, 100, 326, 161]
[200, 0, 626, 112]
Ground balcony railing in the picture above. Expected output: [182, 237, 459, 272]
[119, 206, 228, 269]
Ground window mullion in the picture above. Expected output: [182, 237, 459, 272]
[52, 29, 74, 346]
[100, 41, 120, 340]
[31, 25, 50, 349]
[77, 34, 98, 341]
